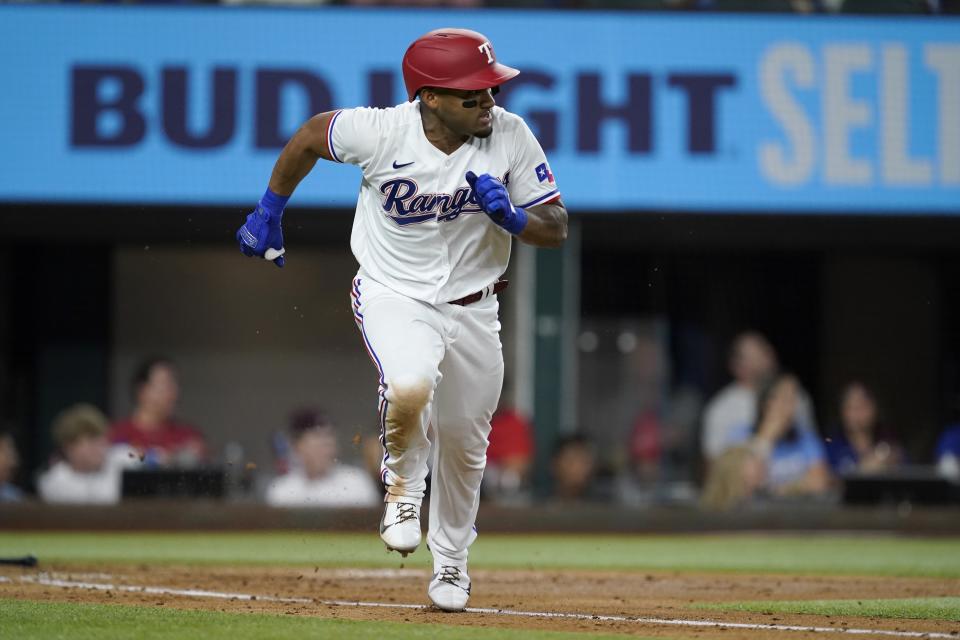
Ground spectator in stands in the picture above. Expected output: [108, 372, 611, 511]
[701, 331, 817, 462]
[934, 392, 960, 478]
[550, 433, 600, 502]
[700, 444, 766, 510]
[935, 424, 960, 480]
[705, 374, 831, 510]
[0, 432, 23, 502]
[629, 388, 702, 487]
[824, 381, 903, 475]
[628, 408, 662, 484]
[743, 374, 831, 496]
[38, 404, 140, 505]
[482, 395, 535, 502]
[266, 408, 380, 508]
[109, 357, 206, 467]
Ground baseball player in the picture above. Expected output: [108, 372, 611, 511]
[236, 28, 567, 611]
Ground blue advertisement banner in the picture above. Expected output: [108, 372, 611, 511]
[1, 7, 958, 212]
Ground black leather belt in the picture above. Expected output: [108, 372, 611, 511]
[449, 279, 509, 306]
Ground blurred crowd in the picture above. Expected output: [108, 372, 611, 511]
[484, 330, 960, 511]
[6, 0, 959, 13]
[0, 356, 384, 508]
[2, 337, 959, 511]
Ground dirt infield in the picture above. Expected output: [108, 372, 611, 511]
[2, 563, 958, 638]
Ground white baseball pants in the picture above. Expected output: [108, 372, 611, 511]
[350, 272, 504, 566]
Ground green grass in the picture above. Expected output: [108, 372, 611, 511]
[698, 597, 960, 621]
[1, 532, 959, 577]
[0, 599, 646, 640]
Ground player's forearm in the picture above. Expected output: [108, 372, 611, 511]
[268, 116, 329, 196]
[269, 139, 321, 196]
[517, 201, 568, 248]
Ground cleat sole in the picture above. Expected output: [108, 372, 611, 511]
[384, 544, 414, 557]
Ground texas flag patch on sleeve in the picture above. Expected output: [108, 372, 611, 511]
[535, 162, 555, 184]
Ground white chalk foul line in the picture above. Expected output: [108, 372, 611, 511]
[21, 575, 312, 604]
[15, 575, 957, 639]
[325, 600, 957, 639]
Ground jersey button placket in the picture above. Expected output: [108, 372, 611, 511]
[433, 171, 452, 304]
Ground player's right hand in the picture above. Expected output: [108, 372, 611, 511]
[465, 171, 528, 235]
[236, 190, 288, 268]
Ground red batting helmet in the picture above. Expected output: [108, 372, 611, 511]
[402, 28, 520, 102]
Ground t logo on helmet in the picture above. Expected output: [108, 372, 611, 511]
[477, 42, 494, 64]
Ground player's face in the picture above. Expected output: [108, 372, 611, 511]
[431, 87, 498, 138]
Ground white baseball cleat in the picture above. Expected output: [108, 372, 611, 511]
[428, 565, 471, 612]
[379, 501, 421, 556]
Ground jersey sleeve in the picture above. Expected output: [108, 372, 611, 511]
[327, 107, 385, 169]
[506, 118, 561, 210]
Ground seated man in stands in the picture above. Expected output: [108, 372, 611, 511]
[824, 381, 903, 474]
[110, 357, 206, 467]
[38, 404, 140, 505]
[266, 409, 379, 508]
[0, 431, 23, 502]
[701, 332, 817, 463]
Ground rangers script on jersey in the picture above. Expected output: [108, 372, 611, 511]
[328, 101, 560, 304]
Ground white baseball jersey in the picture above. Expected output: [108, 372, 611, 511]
[328, 101, 560, 304]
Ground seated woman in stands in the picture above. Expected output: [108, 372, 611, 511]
[824, 381, 904, 475]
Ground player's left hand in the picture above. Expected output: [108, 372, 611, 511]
[237, 200, 286, 268]
[465, 171, 528, 235]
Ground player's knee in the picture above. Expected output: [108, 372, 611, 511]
[448, 442, 487, 472]
[386, 375, 433, 416]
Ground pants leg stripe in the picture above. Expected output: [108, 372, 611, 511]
[350, 278, 386, 387]
[350, 277, 391, 487]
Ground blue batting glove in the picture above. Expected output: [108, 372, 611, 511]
[237, 188, 289, 268]
[465, 171, 528, 235]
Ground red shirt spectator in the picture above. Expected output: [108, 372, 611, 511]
[483, 406, 535, 499]
[109, 418, 205, 465]
[109, 357, 206, 467]
[487, 407, 534, 466]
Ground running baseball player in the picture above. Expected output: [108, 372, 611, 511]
[236, 28, 567, 611]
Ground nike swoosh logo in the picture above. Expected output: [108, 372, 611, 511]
[392, 161, 415, 169]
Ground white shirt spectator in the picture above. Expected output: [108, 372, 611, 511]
[266, 464, 380, 508]
[938, 453, 959, 479]
[38, 446, 140, 505]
